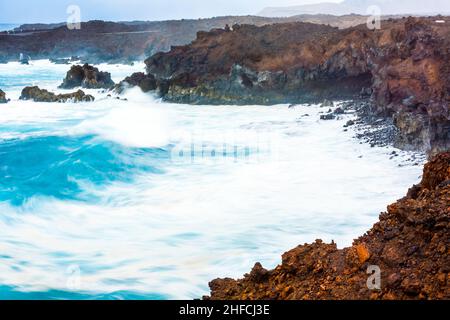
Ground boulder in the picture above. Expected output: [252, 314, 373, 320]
[20, 86, 95, 103]
[59, 64, 115, 89]
[320, 114, 335, 120]
[115, 72, 157, 94]
[0, 89, 9, 103]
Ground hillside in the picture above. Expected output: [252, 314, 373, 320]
[0, 15, 399, 64]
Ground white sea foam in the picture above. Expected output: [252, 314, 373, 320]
[0, 63, 425, 299]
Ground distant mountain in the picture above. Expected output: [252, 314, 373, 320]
[259, 0, 450, 17]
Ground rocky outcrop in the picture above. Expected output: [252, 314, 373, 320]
[20, 86, 94, 102]
[207, 152, 450, 300]
[0, 16, 402, 64]
[0, 89, 9, 103]
[114, 72, 157, 94]
[59, 64, 115, 90]
[142, 17, 450, 153]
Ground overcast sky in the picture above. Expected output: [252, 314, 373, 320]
[0, 0, 342, 23]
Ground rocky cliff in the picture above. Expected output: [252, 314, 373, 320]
[0, 89, 9, 103]
[207, 152, 450, 300]
[143, 17, 450, 153]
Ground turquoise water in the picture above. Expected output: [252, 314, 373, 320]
[0, 60, 424, 300]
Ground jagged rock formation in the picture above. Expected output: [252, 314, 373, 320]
[59, 64, 115, 90]
[207, 152, 450, 300]
[0, 89, 9, 103]
[0, 16, 403, 64]
[143, 17, 450, 153]
[259, 0, 450, 17]
[20, 86, 95, 103]
[115, 72, 157, 94]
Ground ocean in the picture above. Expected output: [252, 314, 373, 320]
[0, 60, 424, 299]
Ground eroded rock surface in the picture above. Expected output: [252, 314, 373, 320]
[0, 16, 403, 64]
[207, 152, 450, 300]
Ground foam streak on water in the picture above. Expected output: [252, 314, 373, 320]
[0, 61, 423, 299]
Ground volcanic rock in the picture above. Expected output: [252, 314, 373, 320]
[20, 86, 95, 103]
[207, 152, 450, 300]
[0, 16, 402, 64]
[59, 64, 115, 90]
[143, 17, 450, 153]
[115, 72, 157, 94]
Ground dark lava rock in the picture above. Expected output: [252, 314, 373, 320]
[320, 99, 334, 108]
[142, 17, 450, 154]
[333, 107, 345, 115]
[207, 153, 450, 300]
[360, 87, 372, 98]
[344, 120, 355, 127]
[320, 114, 335, 120]
[115, 72, 157, 94]
[20, 86, 95, 103]
[59, 64, 115, 90]
[0, 89, 9, 103]
[50, 58, 71, 65]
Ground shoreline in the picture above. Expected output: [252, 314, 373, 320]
[206, 152, 450, 300]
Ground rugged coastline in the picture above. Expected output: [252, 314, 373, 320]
[206, 152, 450, 300]
[137, 16, 450, 154]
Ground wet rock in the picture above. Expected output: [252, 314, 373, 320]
[142, 17, 450, 153]
[344, 120, 355, 127]
[320, 114, 335, 120]
[0, 89, 9, 103]
[20, 86, 95, 103]
[115, 72, 157, 94]
[59, 64, 115, 89]
[207, 152, 450, 300]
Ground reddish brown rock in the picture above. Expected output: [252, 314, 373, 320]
[0, 16, 389, 64]
[0, 89, 8, 103]
[20, 86, 94, 103]
[206, 153, 450, 300]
